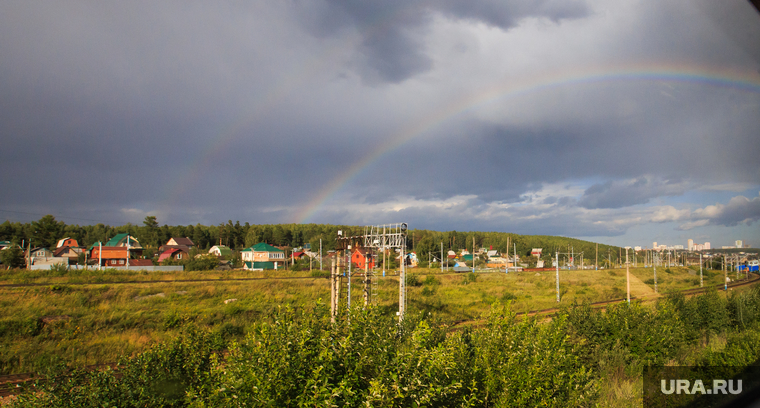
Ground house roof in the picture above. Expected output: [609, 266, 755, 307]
[159, 244, 191, 253]
[247, 242, 284, 253]
[105, 233, 140, 247]
[168, 237, 195, 246]
[56, 238, 79, 248]
[53, 246, 80, 257]
[353, 248, 369, 256]
[158, 247, 186, 262]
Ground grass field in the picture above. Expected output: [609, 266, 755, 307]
[0, 264, 739, 376]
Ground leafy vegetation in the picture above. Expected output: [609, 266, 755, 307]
[8, 284, 760, 407]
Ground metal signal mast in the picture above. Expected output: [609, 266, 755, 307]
[331, 223, 409, 322]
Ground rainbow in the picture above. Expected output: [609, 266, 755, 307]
[293, 63, 760, 223]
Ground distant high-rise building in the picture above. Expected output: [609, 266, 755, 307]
[704, 242, 710, 250]
[688, 239, 694, 251]
[653, 242, 658, 250]
[736, 240, 743, 248]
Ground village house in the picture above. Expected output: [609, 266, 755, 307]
[241, 242, 285, 270]
[158, 247, 188, 263]
[159, 237, 195, 253]
[88, 234, 145, 267]
[158, 237, 194, 262]
[53, 246, 82, 265]
[56, 237, 79, 248]
[351, 248, 375, 269]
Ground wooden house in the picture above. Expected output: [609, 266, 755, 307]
[241, 242, 285, 270]
[53, 246, 83, 265]
[56, 238, 79, 248]
[158, 247, 189, 263]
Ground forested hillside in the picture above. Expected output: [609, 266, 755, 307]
[0, 215, 621, 264]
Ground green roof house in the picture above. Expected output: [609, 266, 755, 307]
[105, 233, 140, 248]
[241, 243, 285, 270]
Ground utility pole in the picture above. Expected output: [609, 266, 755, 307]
[596, 243, 598, 270]
[653, 256, 658, 293]
[513, 242, 517, 272]
[319, 239, 322, 270]
[555, 251, 560, 302]
[440, 242, 443, 273]
[399, 234, 406, 322]
[619, 247, 622, 268]
[724, 254, 727, 291]
[126, 234, 130, 270]
[626, 248, 630, 304]
[472, 236, 475, 274]
[699, 253, 703, 288]
[506, 236, 510, 273]
[364, 254, 370, 307]
[330, 257, 339, 323]
[347, 246, 352, 311]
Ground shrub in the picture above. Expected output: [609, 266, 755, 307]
[423, 275, 439, 286]
[501, 291, 517, 301]
[406, 274, 422, 287]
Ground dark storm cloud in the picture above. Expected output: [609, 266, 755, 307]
[0, 0, 758, 248]
[342, 90, 760, 207]
[298, 0, 591, 83]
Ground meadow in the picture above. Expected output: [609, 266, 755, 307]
[0, 264, 736, 377]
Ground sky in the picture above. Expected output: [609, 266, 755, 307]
[1, 0, 759, 249]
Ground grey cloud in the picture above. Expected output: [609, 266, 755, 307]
[298, 0, 591, 83]
[687, 194, 760, 228]
[437, 0, 590, 28]
[578, 177, 688, 209]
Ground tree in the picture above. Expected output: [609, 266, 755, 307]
[142, 216, 159, 248]
[143, 216, 158, 229]
[31, 215, 64, 249]
[0, 246, 25, 269]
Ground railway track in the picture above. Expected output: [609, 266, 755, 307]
[1, 272, 758, 398]
[449, 272, 760, 329]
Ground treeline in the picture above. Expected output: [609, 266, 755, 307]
[11, 287, 760, 407]
[0, 215, 621, 262]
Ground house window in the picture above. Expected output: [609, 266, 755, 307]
[177, 253, 182, 259]
[119, 260, 125, 265]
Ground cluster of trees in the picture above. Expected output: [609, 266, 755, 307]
[1, 216, 622, 264]
[12, 287, 760, 407]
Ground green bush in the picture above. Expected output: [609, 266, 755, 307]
[406, 274, 422, 287]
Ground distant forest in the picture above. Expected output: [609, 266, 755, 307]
[0, 215, 624, 265]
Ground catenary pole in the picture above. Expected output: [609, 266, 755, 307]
[626, 248, 630, 304]
[555, 251, 560, 302]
